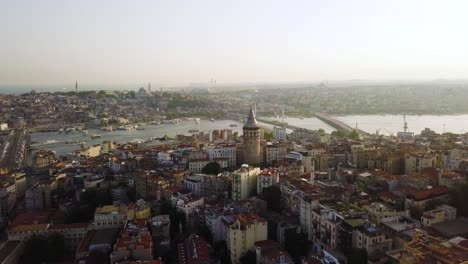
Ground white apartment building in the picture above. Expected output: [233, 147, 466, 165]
[273, 126, 287, 141]
[257, 169, 279, 194]
[204, 144, 237, 168]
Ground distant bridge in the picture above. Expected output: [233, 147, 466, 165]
[314, 113, 369, 135]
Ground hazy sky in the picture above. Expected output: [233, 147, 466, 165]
[1, 0, 468, 88]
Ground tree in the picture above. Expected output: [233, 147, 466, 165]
[23, 234, 48, 263]
[284, 231, 309, 262]
[331, 130, 347, 138]
[264, 131, 273, 141]
[347, 248, 368, 264]
[349, 129, 360, 140]
[449, 183, 468, 216]
[262, 185, 281, 213]
[409, 204, 424, 220]
[214, 241, 231, 264]
[239, 250, 256, 264]
[22, 233, 66, 263]
[318, 128, 325, 135]
[233, 131, 239, 138]
[198, 224, 213, 244]
[202, 161, 221, 175]
[46, 232, 66, 262]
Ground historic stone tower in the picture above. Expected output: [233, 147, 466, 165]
[243, 106, 262, 165]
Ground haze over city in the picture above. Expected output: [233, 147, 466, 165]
[2, 0, 468, 90]
[2, 1, 468, 264]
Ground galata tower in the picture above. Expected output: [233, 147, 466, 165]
[243, 106, 261, 165]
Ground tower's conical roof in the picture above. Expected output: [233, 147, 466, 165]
[244, 106, 258, 127]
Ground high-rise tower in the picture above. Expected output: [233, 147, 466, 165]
[75, 81, 78, 93]
[243, 106, 261, 165]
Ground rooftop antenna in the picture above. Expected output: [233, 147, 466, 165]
[403, 114, 408, 132]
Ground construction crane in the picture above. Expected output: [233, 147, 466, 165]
[403, 114, 408, 132]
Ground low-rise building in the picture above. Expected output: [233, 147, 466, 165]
[94, 204, 127, 229]
[178, 234, 210, 264]
[399, 230, 468, 264]
[110, 220, 153, 263]
[352, 224, 393, 255]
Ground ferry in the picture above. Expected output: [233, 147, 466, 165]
[117, 125, 133, 130]
[91, 134, 101, 139]
[44, 139, 57, 144]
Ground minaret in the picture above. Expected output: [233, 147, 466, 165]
[243, 106, 261, 165]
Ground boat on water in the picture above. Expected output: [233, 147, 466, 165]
[58, 128, 64, 133]
[162, 119, 181, 124]
[149, 121, 161, 125]
[65, 140, 80, 144]
[91, 134, 101, 139]
[189, 129, 199, 133]
[210, 118, 215, 122]
[195, 120, 200, 124]
[82, 130, 88, 135]
[64, 128, 76, 133]
[117, 125, 133, 130]
[136, 126, 145, 130]
[230, 124, 238, 127]
[101, 126, 113, 131]
[44, 139, 57, 144]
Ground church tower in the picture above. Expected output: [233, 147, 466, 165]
[243, 106, 261, 165]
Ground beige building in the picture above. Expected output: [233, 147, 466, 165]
[227, 214, 268, 264]
[365, 202, 405, 224]
[264, 143, 287, 165]
[243, 107, 262, 165]
[352, 225, 393, 255]
[93, 204, 127, 229]
[232, 165, 261, 201]
[404, 153, 437, 173]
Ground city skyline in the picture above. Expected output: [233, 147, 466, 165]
[2, 0, 468, 88]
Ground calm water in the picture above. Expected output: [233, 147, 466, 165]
[31, 115, 468, 156]
[31, 119, 245, 155]
[335, 115, 468, 135]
